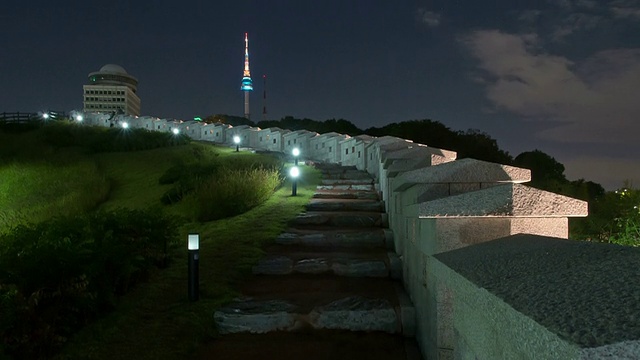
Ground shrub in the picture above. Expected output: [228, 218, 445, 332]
[36, 121, 190, 153]
[189, 167, 282, 221]
[0, 208, 178, 358]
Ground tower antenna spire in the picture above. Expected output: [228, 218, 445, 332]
[240, 32, 253, 119]
[262, 74, 267, 121]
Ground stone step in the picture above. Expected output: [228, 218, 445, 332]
[313, 190, 380, 200]
[320, 178, 374, 185]
[213, 276, 415, 336]
[306, 198, 384, 212]
[195, 331, 422, 360]
[252, 250, 402, 279]
[290, 211, 388, 228]
[321, 171, 373, 180]
[276, 228, 394, 249]
[316, 184, 376, 191]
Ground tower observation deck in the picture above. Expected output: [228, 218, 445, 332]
[241, 32, 253, 119]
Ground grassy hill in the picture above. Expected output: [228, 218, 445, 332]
[0, 122, 320, 359]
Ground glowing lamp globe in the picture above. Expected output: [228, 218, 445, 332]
[292, 148, 300, 157]
[290, 166, 300, 178]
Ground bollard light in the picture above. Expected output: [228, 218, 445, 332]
[292, 147, 300, 165]
[187, 233, 200, 301]
[233, 135, 240, 152]
[290, 166, 300, 196]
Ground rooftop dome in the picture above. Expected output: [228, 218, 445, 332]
[99, 64, 128, 74]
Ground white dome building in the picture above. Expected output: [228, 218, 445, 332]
[83, 64, 141, 116]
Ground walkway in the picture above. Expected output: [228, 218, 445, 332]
[197, 163, 420, 360]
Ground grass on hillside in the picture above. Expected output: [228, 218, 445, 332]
[1, 122, 319, 359]
[55, 163, 321, 360]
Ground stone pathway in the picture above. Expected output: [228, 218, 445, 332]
[198, 163, 421, 359]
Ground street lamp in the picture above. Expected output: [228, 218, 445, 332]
[290, 166, 300, 196]
[42, 112, 50, 120]
[188, 233, 200, 302]
[233, 135, 240, 152]
[172, 128, 180, 135]
[75, 114, 83, 122]
[292, 147, 300, 165]
[121, 122, 129, 129]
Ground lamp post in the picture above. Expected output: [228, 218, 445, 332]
[121, 122, 129, 129]
[290, 166, 300, 196]
[188, 233, 200, 302]
[292, 147, 300, 166]
[233, 135, 240, 152]
[172, 128, 180, 135]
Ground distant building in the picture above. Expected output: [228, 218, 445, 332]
[83, 64, 141, 116]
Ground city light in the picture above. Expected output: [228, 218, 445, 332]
[121, 122, 129, 129]
[75, 114, 83, 122]
[172, 128, 180, 135]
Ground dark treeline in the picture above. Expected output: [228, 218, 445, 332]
[207, 114, 604, 198]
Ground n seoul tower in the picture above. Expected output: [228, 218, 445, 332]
[241, 32, 253, 119]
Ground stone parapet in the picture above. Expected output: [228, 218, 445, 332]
[434, 234, 640, 359]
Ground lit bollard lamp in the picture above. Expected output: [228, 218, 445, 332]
[292, 147, 300, 166]
[233, 135, 240, 152]
[290, 166, 300, 196]
[188, 233, 200, 301]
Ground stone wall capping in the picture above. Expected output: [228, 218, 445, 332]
[381, 147, 453, 169]
[415, 183, 587, 218]
[393, 158, 531, 192]
[434, 234, 640, 349]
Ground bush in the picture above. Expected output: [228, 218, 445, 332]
[188, 167, 282, 221]
[0, 208, 178, 358]
[37, 121, 190, 153]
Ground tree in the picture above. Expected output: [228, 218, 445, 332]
[513, 150, 567, 191]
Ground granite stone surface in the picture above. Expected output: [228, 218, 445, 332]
[435, 234, 640, 348]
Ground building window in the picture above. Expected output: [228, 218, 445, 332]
[358, 151, 361, 158]
[260, 136, 263, 142]
[345, 149, 349, 155]
[352, 146, 355, 153]
[273, 139, 276, 144]
[329, 146, 332, 153]
[294, 139, 297, 144]
[288, 140, 291, 145]
[215, 131, 219, 136]
[322, 142, 325, 148]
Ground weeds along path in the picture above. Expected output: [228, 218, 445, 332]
[56, 163, 321, 360]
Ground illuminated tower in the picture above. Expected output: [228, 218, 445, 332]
[241, 32, 253, 119]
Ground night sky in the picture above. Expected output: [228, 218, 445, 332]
[2, 0, 639, 190]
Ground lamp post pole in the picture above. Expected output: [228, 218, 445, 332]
[290, 166, 299, 196]
[233, 135, 240, 152]
[188, 233, 200, 301]
[292, 147, 300, 166]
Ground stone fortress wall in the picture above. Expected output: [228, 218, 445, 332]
[83, 113, 640, 360]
